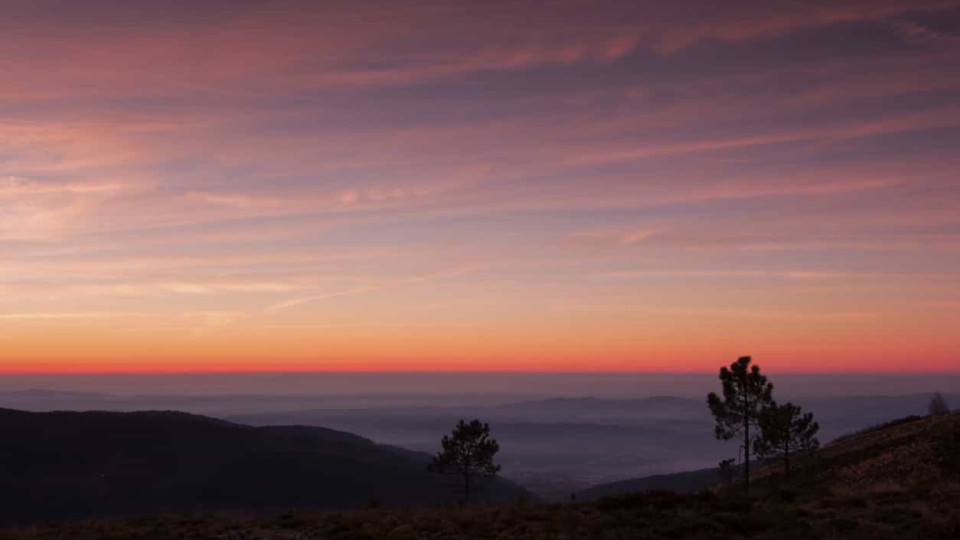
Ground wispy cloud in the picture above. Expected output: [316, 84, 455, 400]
[918, 301, 960, 310]
[266, 265, 482, 313]
[591, 270, 957, 281]
[549, 304, 880, 321]
[179, 311, 249, 335]
[265, 285, 384, 313]
[0, 312, 150, 320]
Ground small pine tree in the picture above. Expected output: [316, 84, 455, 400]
[428, 419, 501, 503]
[755, 401, 819, 477]
[929, 393, 950, 416]
[707, 356, 774, 491]
[718, 458, 736, 483]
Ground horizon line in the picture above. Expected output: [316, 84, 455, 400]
[1, 369, 958, 376]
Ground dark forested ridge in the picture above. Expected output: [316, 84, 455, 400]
[0, 408, 529, 523]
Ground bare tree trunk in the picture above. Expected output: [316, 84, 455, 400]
[463, 471, 470, 503]
[743, 401, 751, 492]
[784, 440, 790, 478]
[744, 430, 751, 492]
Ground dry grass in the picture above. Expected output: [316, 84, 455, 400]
[3, 486, 957, 540]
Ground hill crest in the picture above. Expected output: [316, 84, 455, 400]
[0, 407, 529, 523]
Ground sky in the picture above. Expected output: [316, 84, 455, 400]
[1, 0, 959, 373]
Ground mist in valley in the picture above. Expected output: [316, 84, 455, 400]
[0, 372, 955, 499]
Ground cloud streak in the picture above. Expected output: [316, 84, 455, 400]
[266, 265, 482, 313]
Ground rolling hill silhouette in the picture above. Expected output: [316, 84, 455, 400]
[576, 465, 728, 499]
[0, 408, 529, 523]
[2, 410, 956, 538]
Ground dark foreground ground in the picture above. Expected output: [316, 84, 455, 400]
[2, 411, 958, 540]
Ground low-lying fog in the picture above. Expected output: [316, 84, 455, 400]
[0, 373, 956, 499]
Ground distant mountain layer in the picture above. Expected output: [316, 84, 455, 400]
[0, 408, 529, 523]
[576, 466, 724, 500]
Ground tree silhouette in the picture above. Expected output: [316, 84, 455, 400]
[428, 419, 501, 503]
[929, 392, 950, 416]
[718, 457, 736, 484]
[707, 356, 774, 491]
[755, 401, 819, 477]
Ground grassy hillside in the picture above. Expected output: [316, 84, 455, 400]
[0, 408, 529, 523]
[1, 410, 957, 539]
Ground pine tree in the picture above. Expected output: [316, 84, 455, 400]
[929, 393, 950, 416]
[755, 401, 819, 477]
[428, 419, 501, 503]
[707, 356, 774, 491]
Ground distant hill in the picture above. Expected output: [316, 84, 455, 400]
[0, 408, 529, 523]
[2, 410, 957, 539]
[576, 465, 725, 499]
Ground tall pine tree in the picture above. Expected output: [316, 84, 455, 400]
[707, 356, 774, 491]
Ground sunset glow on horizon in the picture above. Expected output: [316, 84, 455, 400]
[2, 0, 959, 373]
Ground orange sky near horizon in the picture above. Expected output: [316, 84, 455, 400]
[1, 0, 959, 373]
